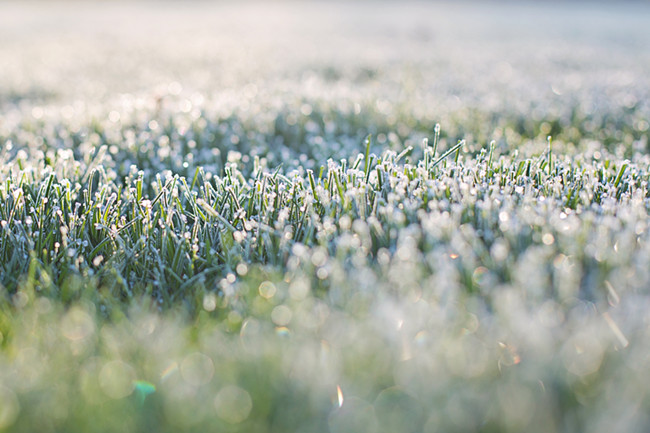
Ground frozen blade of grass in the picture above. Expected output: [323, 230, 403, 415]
[333, 168, 347, 209]
[227, 187, 242, 212]
[351, 153, 364, 171]
[375, 166, 383, 191]
[365, 154, 375, 184]
[422, 138, 431, 173]
[614, 162, 628, 188]
[488, 140, 495, 170]
[431, 140, 464, 169]
[42, 173, 55, 203]
[395, 146, 413, 164]
[307, 169, 319, 205]
[547, 136, 553, 175]
[7, 188, 22, 227]
[197, 198, 237, 232]
[363, 134, 372, 176]
[190, 166, 201, 191]
[432, 123, 441, 157]
[454, 140, 463, 164]
[82, 145, 108, 183]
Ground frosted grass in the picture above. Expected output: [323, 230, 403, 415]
[1, 2, 650, 432]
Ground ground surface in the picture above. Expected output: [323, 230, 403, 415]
[1, 2, 650, 432]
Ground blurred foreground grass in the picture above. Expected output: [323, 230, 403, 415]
[2, 2, 650, 432]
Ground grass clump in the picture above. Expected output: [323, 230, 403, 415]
[1, 106, 650, 432]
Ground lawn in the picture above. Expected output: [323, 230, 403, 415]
[1, 2, 650, 432]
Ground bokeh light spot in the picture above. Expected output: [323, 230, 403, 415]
[562, 333, 604, 377]
[99, 360, 136, 399]
[180, 352, 214, 387]
[258, 281, 277, 299]
[271, 305, 292, 326]
[61, 307, 95, 341]
[214, 385, 253, 424]
[203, 293, 217, 312]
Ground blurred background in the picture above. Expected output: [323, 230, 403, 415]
[2, 1, 649, 150]
[0, 0, 648, 161]
[1, 1, 649, 102]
